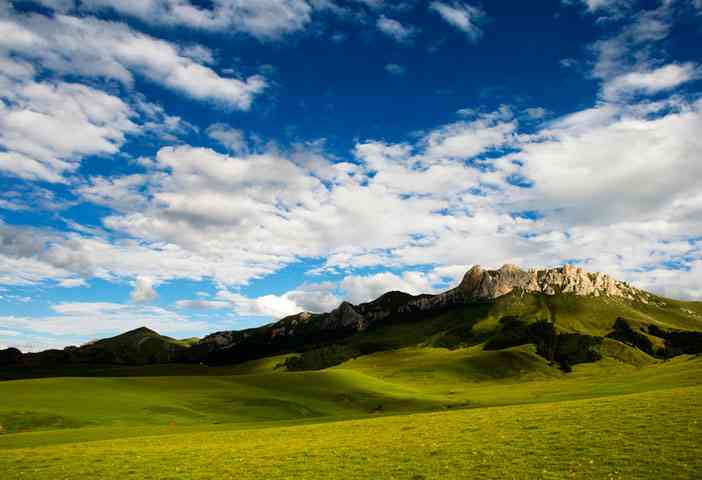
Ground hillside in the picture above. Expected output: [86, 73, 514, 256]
[1, 265, 701, 479]
[192, 264, 702, 371]
[2, 264, 702, 376]
[1, 350, 701, 478]
[1, 328, 193, 369]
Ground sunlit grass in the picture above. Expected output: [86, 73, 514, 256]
[1, 386, 700, 479]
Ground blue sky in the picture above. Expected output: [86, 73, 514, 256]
[1, 0, 702, 350]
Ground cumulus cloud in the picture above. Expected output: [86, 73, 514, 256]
[175, 299, 231, 310]
[0, 0, 700, 305]
[75, 175, 148, 213]
[206, 124, 248, 154]
[65, 0, 314, 41]
[0, 11, 267, 109]
[421, 106, 516, 160]
[1, 184, 73, 213]
[516, 99, 702, 228]
[215, 291, 299, 319]
[341, 271, 438, 303]
[0, 9, 257, 182]
[0, 80, 137, 182]
[3, 84, 702, 302]
[1, 302, 208, 339]
[0, 216, 293, 287]
[602, 63, 699, 100]
[130, 276, 158, 303]
[376, 15, 417, 43]
[524, 107, 548, 119]
[385, 63, 407, 75]
[568, 0, 631, 13]
[216, 282, 340, 319]
[430, 1, 486, 41]
[0, 221, 83, 285]
[590, 5, 671, 81]
[58, 278, 87, 288]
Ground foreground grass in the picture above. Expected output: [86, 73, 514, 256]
[0, 368, 453, 435]
[1, 386, 700, 479]
[1, 346, 700, 437]
[1, 346, 700, 479]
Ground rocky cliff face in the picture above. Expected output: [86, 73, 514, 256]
[393, 264, 651, 317]
[455, 264, 649, 301]
[180, 264, 654, 364]
[1, 264, 668, 370]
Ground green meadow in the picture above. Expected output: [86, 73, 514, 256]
[1, 344, 701, 479]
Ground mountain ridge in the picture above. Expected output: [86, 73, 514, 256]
[2, 264, 701, 372]
[201, 263, 651, 348]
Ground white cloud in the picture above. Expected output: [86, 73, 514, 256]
[1, 302, 208, 339]
[377, 15, 417, 43]
[352, 0, 385, 8]
[429, 1, 485, 41]
[76, 175, 148, 212]
[0, 11, 267, 109]
[175, 299, 231, 310]
[602, 63, 699, 100]
[215, 282, 340, 319]
[285, 283, 341, 312]
[590, 5, 671, 81]
[58, 278, 87, 288]
[1, 69, 701, 306]
[77, 0, 314, 41]
[0, 217, 293, 287]
[385, 63, 407, 75]
[0, 184, 74, 212]
[421, 106, 516, 160]
[0, 79, 137, 182]
[206, 124, 248, 154]
[0, 331, 74, 353]
[130, 276, 158, 303]
[524, 107, 548, 119]
[340, 271, 441, 303]
[0, 221, 83, 285]
[567, 0, 627, 12]
[632, 260, 702, 300]
[515, 99, 702, 226]
[216, 291, 301, 319]
[0, 10, 254, 183]
[0, 104, 522, 292]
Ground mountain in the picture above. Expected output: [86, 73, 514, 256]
[3, 264, 702, 373]
[1, 327, 193, 368]
[191, 264, 702, 369]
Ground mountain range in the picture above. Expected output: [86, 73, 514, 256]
[2, 264, 701, 373]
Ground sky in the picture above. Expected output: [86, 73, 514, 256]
[1, 0, 701, 351]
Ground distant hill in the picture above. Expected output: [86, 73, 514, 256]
[1, 327, 193, 368]
[190, 264, 702, 370]
[2, 264, 702, 373]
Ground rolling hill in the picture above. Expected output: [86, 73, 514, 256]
[1, 327, 193, 370]
[1, 264, 702, 479]
[3, 264, 702, 376]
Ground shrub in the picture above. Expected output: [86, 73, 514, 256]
[606, 318, 655, 356]
[282, 345, 360, 371]
[485, 319, 601, 372]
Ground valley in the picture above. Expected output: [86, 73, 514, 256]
[2, 265, 701, 478]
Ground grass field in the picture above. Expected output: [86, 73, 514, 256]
[1, 344, 701, 478]
[1, 386, 700, 479]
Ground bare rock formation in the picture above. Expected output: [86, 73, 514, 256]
[455, 264, 648, 301]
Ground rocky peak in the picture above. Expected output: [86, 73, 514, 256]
[330, 301, 367, 330]
[457, 264, 647, 301]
